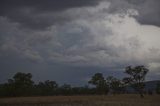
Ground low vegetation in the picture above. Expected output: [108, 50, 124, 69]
[0, 65, 159, 98]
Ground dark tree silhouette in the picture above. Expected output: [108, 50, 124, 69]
[59, 84, 72, 95]
[106, 76, 125, 94]
[7, 72, 34, 96]
[0, 67, 154, 97]
[123, 66, 149, 98]
[88, 73, 109, 94]
[37, 80, 58, 95]
[156, 83, 160, 94]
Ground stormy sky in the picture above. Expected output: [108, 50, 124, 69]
[0, 0, 160, 86]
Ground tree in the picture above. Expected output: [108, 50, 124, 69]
[37, 80, 58, 95]
[106, 76, 125, 94]
[7, 72, 34, 96]
[88, 73, 109, 94]
[123, 66, 149, 98]
[59, 84, 72, 95]
[156, 83, 160, 94]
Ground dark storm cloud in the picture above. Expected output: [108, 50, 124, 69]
[0, 0, 160, 30]
[0, 0, 102, 30]
[0, 0, 100, 12]
[124, 0, 160, 27]
[134, 0, 160, 27]
[108, 0, 160, 27]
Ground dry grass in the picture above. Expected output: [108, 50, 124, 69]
[0, 94, 160, 106]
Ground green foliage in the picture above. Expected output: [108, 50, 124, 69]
[4, 72, 34, 96]
[123, 66, 149, 98]
[88, 73, 109, 94]
[0, 66, 151, 97]
[106, 76, 125, 94]
[58, 84, 72, 95]
[36, 80, 58, 96]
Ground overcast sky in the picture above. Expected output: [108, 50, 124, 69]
[0, 0, 160, 86]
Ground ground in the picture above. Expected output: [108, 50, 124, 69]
[0, 94, 160, 106]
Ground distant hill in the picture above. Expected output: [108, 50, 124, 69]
[126, 80, 160, 93]
[145, 80, 160, 92]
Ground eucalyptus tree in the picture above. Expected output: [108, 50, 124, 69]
[123, 66, 149, 98]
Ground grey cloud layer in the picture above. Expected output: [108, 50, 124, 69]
[0, 0, 160, 83]
[0, 0, 102, 30]
[0, 0, 160, 30]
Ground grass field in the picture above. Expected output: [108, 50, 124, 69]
[0, 94, 160, 106]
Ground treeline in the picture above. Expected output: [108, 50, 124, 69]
[0, 66, 160, 97]
[0, 72, 100, 97]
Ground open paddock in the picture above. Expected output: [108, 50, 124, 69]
[0, 94, 159, 106]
